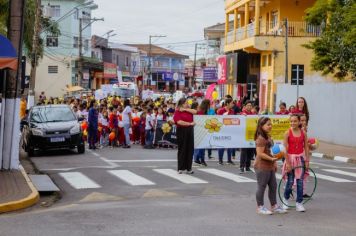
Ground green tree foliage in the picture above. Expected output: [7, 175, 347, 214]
[0, 0, 60, 65]
[304, 0, 356, 79]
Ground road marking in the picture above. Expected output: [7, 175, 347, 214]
[334, 156, 350, 163]
[109, 159, 176, 163]
[91, 152, 100, 157]
[153, 169, 208, 184]
[312, 153, 324, 158]
[58, 172, 101, 189]
[315, 173, 354, 183]
[322, 169, 356, 178]
[199, 168, 256, 183]
[108, 170, 155, 186]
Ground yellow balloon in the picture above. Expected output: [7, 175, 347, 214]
[187, 99, 193, 105]
[212, 91, 218, 100]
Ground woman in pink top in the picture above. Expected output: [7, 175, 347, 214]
[282, 114, 310, 212]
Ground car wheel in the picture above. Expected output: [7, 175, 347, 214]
[77, 144, 85, 154]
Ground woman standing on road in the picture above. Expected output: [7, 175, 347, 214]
[88, 100, 99, 150]
[173, 98, 197, 174]
[254, 117, 286, 215]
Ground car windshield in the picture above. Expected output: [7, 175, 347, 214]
[30, 106, 76, 123]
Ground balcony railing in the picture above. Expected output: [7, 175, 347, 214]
[226, 21, 321, 44]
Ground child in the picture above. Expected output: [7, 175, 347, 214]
[254, 117, 286, 215]
[139, 111, 147, 146]
[282, 114, 310, 212]
[275, 102, 289, 115]
[99, 110, 109, 148]
[132, 107, 141, 144]
[108, 107, 118, 148]
[300, 114, 311, 198]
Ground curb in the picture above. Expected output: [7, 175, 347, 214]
[0, 165, 39, 214]
[312, 152, 356, 164]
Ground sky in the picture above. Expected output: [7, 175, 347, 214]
[92, 0, 225, 58]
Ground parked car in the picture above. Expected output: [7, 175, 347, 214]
[21, 105, 85, 156]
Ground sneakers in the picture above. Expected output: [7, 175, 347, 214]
[186, 170, 194, 174]
[240, 168, 245, 173]
[178, 170, 183, 174]
[245, 167, 252, 172]
[201, 161, 208, 167]
[282, 198, 289, 210]
[272, 205, 287, 214]
[218, 161, 224, 165]
[303, 194, 311, 199]
[227, 161, 235, 165]
[194, 160, 202, 165]
[296, 202, 306, 212]
[257, 206, 273, 215]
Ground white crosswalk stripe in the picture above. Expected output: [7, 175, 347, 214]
[198, 168, 256, 183]
[108, 170, 155, 186]
[59, 172, 101, 189]
[314, 173, 354, 183]
[153, 169, 208, 184]
[322, 169, 356, 179]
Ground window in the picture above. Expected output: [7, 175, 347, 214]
[50, 5, 60, 18]
[84, 39, 89, 51]
[73, 37, 79, 48]
[48, 66, 58, 74]
[271, 11, 278, 28]
[46, 36, 58, 47]
[291, 64, 304, 85]
[268, 54, 272, 66]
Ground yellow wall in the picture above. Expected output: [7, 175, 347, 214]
[279, 0, 316, 21]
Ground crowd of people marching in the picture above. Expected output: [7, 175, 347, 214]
[30, 92, 312, 215]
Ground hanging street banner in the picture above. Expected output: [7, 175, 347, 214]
[194, 115, 290, 148]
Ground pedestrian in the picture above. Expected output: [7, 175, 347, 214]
[300, 114, 311, 198]
[240, 100, 255, 173]
[173, 98, 196, 174]
[88, 100, 98, 149]
[275, 102, 289, 115]
[99, 110, 109, 148]
[292, 97, 310, 122]
[144, 108, 155, 149]
[216, 98, 236, 165]
[122, 99, 132, 148]
[140, 111, 147, 146]
[109, 106, 118, 148]
[194, 99, 211, 166]
[282, 114, 310, 212]
[254, 117, 287, 215]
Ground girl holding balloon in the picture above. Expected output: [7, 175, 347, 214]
[254, 117, 286, 215]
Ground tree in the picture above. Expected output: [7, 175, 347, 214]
[304, 0, 356, 79]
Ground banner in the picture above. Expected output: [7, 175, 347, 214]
[153, 120, 177, 146]
[203, 67, 218, 81]
[217, 55, 226, 84]
[194, 115, 290, 148]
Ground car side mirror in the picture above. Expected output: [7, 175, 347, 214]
[78, 117, 84, 122]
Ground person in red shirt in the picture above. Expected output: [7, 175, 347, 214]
[108, 107, 118, 148]
[173, 98, 197, 174]
[217, 98, 236, 165]
[275, 102, 289, 115]
[240, 100, 255, 173]
[292, 97, 310, 123]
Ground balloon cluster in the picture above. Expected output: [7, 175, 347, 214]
[81, 121, 88, 140]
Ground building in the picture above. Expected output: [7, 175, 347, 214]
[34, 0, 99, 98]
[224, 0, 326, 111]
[129, 44, 188, 92]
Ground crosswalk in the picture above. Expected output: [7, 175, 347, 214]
[55, 168, 356, 190]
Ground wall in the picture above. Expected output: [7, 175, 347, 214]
[276, 82, 356, 147]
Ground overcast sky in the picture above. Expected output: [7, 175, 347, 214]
[92, 0, 225, 58]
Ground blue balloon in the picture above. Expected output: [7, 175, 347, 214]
[271, 144, 281, 155]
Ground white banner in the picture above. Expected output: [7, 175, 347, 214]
[194, 115, 290, 148]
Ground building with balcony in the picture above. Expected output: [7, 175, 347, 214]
[129, 44, 188, 92]
[224, 0, 325, 111]
[33, 0, 99, 98]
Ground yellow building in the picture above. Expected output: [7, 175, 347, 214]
[224, 0, 328, 111]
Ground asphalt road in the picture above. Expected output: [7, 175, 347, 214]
[1, 146, 356, 236]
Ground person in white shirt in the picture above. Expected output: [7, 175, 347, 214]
[122, 99, 132, 148]
[144, 108, 154, 149]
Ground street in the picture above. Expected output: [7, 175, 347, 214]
[1, 146, 356, 236]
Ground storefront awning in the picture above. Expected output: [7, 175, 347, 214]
[0, 34, 18, 70]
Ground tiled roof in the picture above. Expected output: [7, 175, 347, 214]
[127, 44, 189, 59]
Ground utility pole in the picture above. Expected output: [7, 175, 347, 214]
[28, 0, 41, 107]
[192, 43, 198, 89]
[284, 18, 289, 84]
[78, 17, 83, 87]
[148, 35, 166, 90]
[1, 0, 26, 170]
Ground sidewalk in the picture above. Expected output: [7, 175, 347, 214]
[313, 141, 356, 164]
[0, 165, 39, 214]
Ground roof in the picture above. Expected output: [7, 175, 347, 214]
[204, 22, 233, 40]
[109, 43, 138, 53]
[127, 44, 189, 59]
